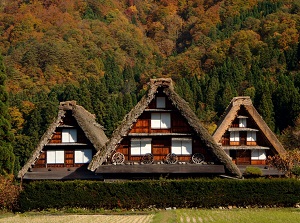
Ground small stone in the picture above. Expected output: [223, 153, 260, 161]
[166, 207, 172, 211]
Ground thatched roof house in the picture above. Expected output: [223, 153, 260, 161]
[89, 78, 242, 178]
[18, 101, 108, 180]
[212, 97, 286, 172]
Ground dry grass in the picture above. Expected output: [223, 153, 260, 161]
[1, 208, 300, 223]
[0, 214, 154, 223]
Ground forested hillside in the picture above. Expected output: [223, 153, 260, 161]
[0, 0, 300, 173]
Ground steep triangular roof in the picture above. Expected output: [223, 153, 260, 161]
[88, 78, 242, 177]
[213, 96, 286, 156]
[18, 101, 108, 179]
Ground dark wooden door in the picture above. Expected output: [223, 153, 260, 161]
[240, 132, 247, 145]
[236, 150, 251, 165]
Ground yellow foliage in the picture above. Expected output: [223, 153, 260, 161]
[9, 107, 25, 134]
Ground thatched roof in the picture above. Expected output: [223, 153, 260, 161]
[18, 101, 108, 179]
[88, 78, 242, 178]
[213, 96, 286, 156]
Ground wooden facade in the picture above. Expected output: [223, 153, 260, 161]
[19, 101, 108, 180]
[89, 78, 242, 178]
[213, 97, 285, 167]
[110, 88, 220, 167]
[34, 110, 96, 168]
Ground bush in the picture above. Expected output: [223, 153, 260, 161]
[243, 166, 263, 178]
[18, 179, 300, 211]
[0, 175, 20, 211]
[291, 165, 300, 177]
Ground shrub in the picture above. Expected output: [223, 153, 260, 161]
[243, 166, 263, 178]
[19, 179, 300, 211]
[291, 165, 300, 178]
[0, 175, 20, 211]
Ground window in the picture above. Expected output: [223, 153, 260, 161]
[239, 118, 247, 127]
[75, 149, 92, 163]
[251, 149, 266, 160]
[151, 113, 171, 129]
[171, 138, 192, 155]
[62, 129, 77, 142]
[230, 131, 239, 142]
[156, 97, 166, 108]
[247, 131, 257, 142]
[131, 138, 152, 155]
[47, 150, 64, 164]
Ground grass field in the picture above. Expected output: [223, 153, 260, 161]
[1, 208, 300, 223]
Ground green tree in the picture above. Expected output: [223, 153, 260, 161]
[0, 53, 15, 175]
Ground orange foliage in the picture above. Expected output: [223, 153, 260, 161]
[267, 150, 300, 178]
[0, 175, 20, 210]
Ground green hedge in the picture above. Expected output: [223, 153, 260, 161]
[19, 179, 300, 211]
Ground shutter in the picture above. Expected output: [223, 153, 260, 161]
[69, 129, 77, 142]
[235, 132, 240, 141]
[161, 113, 171, 129]
[247, 131, 252, 141]
[239, 118, 247, 127]
[56, 150, 65, 163]
[83, 149, 92, 163]
[181, 139, 192, 155]
[131, 139, 141, 155]
[47, 150, 56, 164]
[230, 131, 239, 142]
[156, 97, 166, 108]
[251, 149, 259, 159]
[62, 129, 69, 142]
[151, 113, 161, 129]
[141, 140, 151, 155]
[75, 150, 83, 163]
[171, 139, 182, 155]
[252, 132, 257, 141]
[258, 150, 266, 160]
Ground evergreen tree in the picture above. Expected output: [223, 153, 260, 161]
[0, 53, 15, 175]
[205, 74, 220, 111]
[217, 81, 236, 115]
[273, 74, 300, 132]
[257, 87, 275, 132]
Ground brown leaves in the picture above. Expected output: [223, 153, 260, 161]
[267, 150, 300, 177]
[0, 175, 20, 210]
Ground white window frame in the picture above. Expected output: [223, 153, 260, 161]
[62, 129, 77, 143]
[239, 118, 247, 127]
[171, 138, 192, 155]
[47, 150, 64, 164]
[131, 138, 152, 156]
[230, 131, 240, 142]
[247, 131, 257, 142]
[251, 149, 266, 160]
[151, 113, 171, 129]
[156, 97, 166, 108]
[75, 149, 93, 164]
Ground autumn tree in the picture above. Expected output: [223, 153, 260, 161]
[267, 150, 300, 178]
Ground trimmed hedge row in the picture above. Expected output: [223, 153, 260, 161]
[19, 179, 300, 211]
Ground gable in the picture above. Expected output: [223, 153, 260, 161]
[213, 97, 286, 158]
[88, 78, 242, 178]
[33, 111, 97, 168]
[18, 101, 108, 179]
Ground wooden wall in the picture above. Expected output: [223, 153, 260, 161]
[34, 111, 93, 168]
[115, 136, 215, 163]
